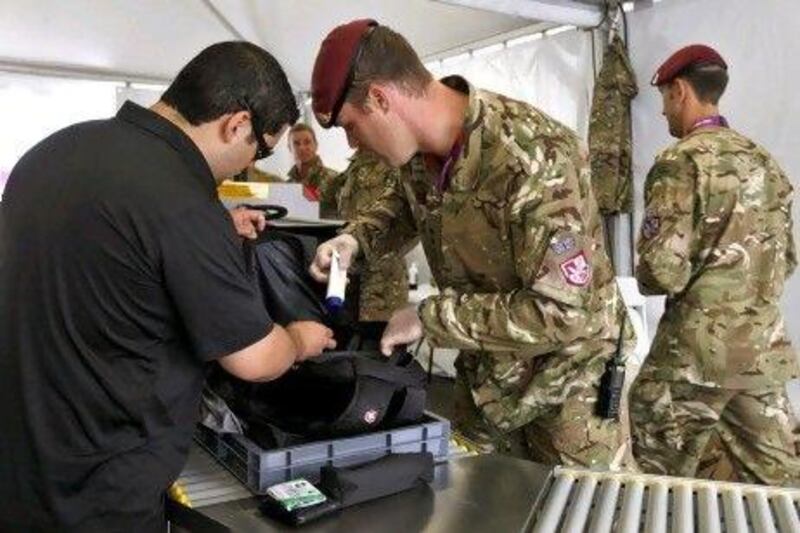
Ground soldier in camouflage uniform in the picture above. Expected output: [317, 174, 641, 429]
[308, 20, 634, 467]
[338, 149, 409, 321]
[630, 45, 800, 485]
[287, 123, 344, 219]
[588, 33, 638, 215]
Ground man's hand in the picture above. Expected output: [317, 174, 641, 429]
[286, 321, 337, 361]
[229, 207, 267, 239]
[380, 305, 423, 356]
[309, 234, 360, 282]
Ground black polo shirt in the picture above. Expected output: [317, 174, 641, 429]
[0, 102, 273, 532]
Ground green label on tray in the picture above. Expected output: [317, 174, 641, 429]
[266, 479, 327, 511]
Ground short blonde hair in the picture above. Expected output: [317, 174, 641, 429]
[289, 123, 317, 143]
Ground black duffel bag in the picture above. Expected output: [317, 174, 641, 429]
[209, 348, 427, 448]
[207, 222, 427, 448]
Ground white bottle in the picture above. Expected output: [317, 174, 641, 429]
[408, 262, 419, 291]
[325, 250, 347, 312]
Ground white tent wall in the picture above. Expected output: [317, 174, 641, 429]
[427, 28, 595, 138]
[0, 73, 121, 190]
[209, 0, 534, 92]
[0, 0, 533, 90]
[0, 0, 237, 83]
[627, 0, 800, 347]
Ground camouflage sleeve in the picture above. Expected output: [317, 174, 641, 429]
[420, 140, 595, 353]
[636, 150, 697, 295]
[342, 174, 419, 261]
[319, 170, 346, 213]
[767, 162, 796, 278]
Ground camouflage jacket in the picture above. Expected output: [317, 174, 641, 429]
[288, 156, 344, 219]
[338, 150, 409, 321]
[588, 34, 638, 215]
[345, 76, 633, 432]
[636, 126, 798, 389]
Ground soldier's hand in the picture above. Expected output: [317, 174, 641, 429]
[309, 234, 360, 282]
[229, 207, 266, 240]
[286, 321, 337, 361]
[380, 305, 423, 356]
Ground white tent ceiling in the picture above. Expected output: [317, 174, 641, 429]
[0, 0, 546, 90]
[437, 0, 606, 27]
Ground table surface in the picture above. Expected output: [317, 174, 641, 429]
[177, 454, 553, 533]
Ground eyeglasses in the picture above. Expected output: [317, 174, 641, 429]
[238, 99, 273, 161]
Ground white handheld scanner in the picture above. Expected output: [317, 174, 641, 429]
[325, 250, 346, 312]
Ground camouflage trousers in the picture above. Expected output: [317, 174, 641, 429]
[452, 371, 623, 468]
[630, 378, 800, 486]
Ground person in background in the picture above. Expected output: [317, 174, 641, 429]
[630, 44, 800, 485]
[0, 42, 335, 532]
[337, 148, 409, 321]
[287, 122, 345, 218]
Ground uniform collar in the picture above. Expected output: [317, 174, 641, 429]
[688, 115, 729, 134]
[116, 101, 216, 195]
[290, 155, 325, 178]
[348, 149, 380, 165]
[423, 76, 485, 193]
[441, 75, 484, 141]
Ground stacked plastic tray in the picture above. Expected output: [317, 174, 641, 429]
[196, 413, 451, 494]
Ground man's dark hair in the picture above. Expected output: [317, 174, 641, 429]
[162, 41, 299, 135]
[677, 63, 729, 104]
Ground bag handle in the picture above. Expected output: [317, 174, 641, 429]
[238, 203, 289, 221]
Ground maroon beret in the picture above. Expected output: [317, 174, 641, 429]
[651, 44, 727, 86]
[311, 19, 378, 128]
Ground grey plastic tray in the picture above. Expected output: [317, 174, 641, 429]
[195, 412, 450, 494]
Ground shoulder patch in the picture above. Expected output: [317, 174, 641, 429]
[559, 251, 591, 287]
[642, 212, 661, 240]
[550, 233, 577, 255]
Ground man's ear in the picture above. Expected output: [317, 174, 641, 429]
[674, 78, 691, 105]
[221, 110, 251, 144]
[367, 84, 391, 114]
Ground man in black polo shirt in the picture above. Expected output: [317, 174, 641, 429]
[0, 42, 335, 532]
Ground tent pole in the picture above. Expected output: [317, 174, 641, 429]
[0, 59, 170, 85]
[200, 0, 246, 41]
